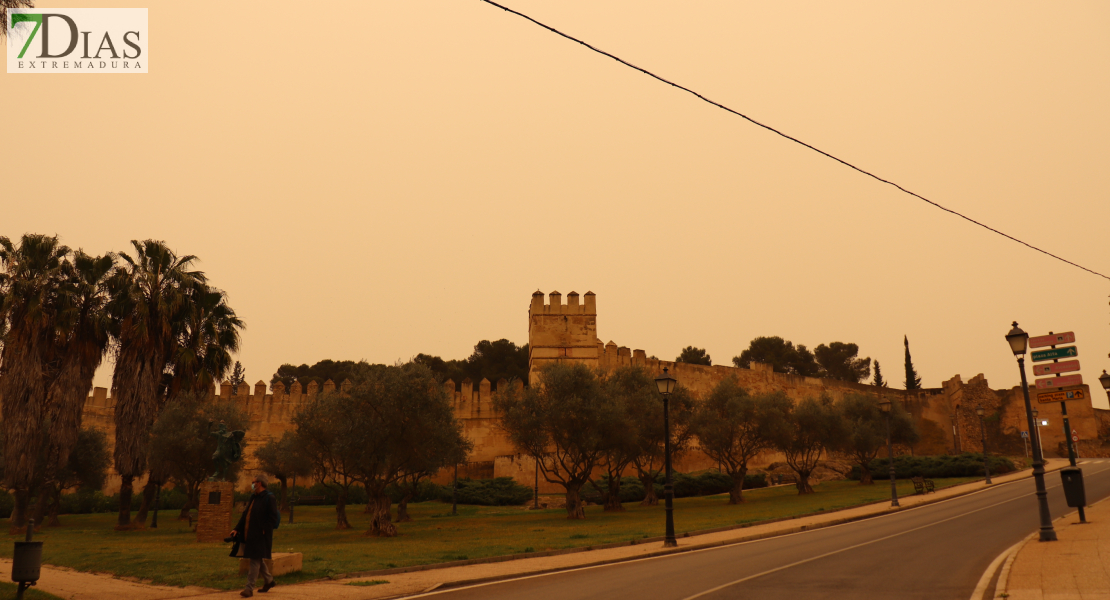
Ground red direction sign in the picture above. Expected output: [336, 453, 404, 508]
[1030, 331, 1076, 349]
[1035, 374, 1083, 389]
[1033, 360, 1081, 376]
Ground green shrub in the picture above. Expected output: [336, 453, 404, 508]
[582, 471, 768, 504]
[850, 453, 1016, 480]
[437, 477, 533, 506]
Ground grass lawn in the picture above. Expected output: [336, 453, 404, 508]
[0, 478, 975, 590]
[0, 582, 63, 600]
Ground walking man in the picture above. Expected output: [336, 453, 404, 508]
[230, 475, 280, 597]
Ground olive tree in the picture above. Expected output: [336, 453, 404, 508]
[148, 395, 248, 519]
[294, 362, 468, 535]
[835, 394, 918, 484]
[690, 378, 790, 503]
[254, 432, 313, 512]
[625, 373, 694, 506]
[595, 366, 692, 511]
[770, 395, 845, 494]
[494, 362, 620, 519]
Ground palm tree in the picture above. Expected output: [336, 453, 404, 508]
[35, 251, 115, 526]
[166, 285, 244, 399]
[0, 234, 70, 528]
[1, 1, 34, 39]
[108, 240, 203, 529]
[135, 283, 243, 524]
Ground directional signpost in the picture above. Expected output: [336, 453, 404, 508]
[1033, 360, 1081, 376]
[1035, 374, 1084, 389]
[1030, 332, 1076, 348]
[1037, 387, 1087, 404]
[1031, 330, 1085, 522]
[1031, 347, 1079, 362]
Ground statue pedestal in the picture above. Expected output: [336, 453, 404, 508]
[197, 481, 235, 543]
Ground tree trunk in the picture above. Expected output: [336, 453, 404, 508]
[179, 482, 199, 520]
[366, 493, 398, 537]
[46, 487, 62, 527]
[727, 469, 747, 505]
[859, 463, 873, 485]
[9, 488, 30, 531]
[603, 476, 624, 512]
[564, 485, 586, 520]
[795, 473, 815, 494]
[397, 488, 414, 522]
[117, 475, 134, 529]
[32, 486, 51, 526]
[277, 477, 288, 512]
[335, 489, 352, 530]
[638, 471, 658, 506]
[135, 477, 160, 527]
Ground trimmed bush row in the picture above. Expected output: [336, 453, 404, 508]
[581, 471, 768, 504]
[849, 453, 1017, 480]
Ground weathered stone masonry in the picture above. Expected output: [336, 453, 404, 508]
[5, 290, 1104, 494]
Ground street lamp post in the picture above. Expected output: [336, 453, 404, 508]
[1032, 408, 1042, 454]
[655, 367, 678, 548]
[533, 459, 539, 510]
[452, 463, 458, 516]
[976, 405, 992, 485]
[1100, 370, 1110, 404]
[1006, 322, 1057, 542]
[879, 399, 899, 508]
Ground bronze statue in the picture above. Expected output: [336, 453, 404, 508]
[209, 420, 246, 481]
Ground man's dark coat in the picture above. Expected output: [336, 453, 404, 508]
[230, 490, 279, 560]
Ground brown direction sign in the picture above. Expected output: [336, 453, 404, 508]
[1030, 331, 1076, 349]
[1037, 386, 1087, 404]
[1033, 360, 1081, 376]
[1035, 374, 1083, 389]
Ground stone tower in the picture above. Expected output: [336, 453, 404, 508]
[527, 290, 599, 385]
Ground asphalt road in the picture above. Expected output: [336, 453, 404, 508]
[418, 460, 1110, 600]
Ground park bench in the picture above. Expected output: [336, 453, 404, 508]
[910, 476, 935, 495]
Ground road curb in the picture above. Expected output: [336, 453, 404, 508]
[969, 537, 1026, 600]
[992, 492, 1110, 599]
[333, 463, 1063, 589]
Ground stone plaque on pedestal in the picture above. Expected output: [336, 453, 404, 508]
[197, 481, 235, 543]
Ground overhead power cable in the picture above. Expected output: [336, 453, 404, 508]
[477, 0, 1110, 282]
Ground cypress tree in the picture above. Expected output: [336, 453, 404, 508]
[873, 360, 887, 387]
[903, 335, 922, 390]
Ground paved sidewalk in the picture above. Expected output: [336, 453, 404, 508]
[1001, 475, 1110, 600]
[9, 461, 1067, 600]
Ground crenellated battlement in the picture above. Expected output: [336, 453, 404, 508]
[527, 290, 600, 379]
[529, 289, 596, 315]
[75, 377, 354, 492]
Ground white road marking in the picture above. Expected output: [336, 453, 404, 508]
[679, 466, 1110, 600]
[404, 466, 1107, 600]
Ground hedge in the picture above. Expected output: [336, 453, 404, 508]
[849, 453, 1017, 480]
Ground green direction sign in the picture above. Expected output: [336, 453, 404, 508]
[1031, 346, 1078, 362]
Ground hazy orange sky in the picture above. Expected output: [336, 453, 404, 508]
[4, 1, 1109, 406]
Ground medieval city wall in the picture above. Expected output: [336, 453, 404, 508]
[6, 289, 1103, 498]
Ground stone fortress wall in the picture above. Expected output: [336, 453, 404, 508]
[19, 290, 1107, 494]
